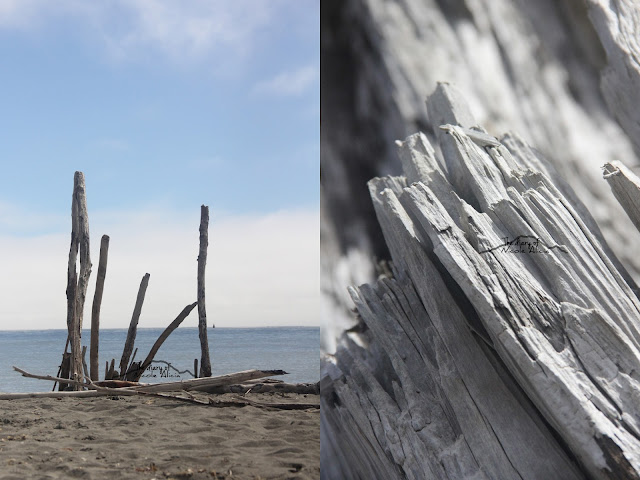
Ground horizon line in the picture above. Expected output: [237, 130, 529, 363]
[0, 325, 320, 333]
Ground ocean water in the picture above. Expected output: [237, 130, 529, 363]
[0, 327, 320, 393]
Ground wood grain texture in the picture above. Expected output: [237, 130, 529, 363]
[65, 171, 92, 389]
[320, 0, 640, 353]
[322, 86, 640, 479]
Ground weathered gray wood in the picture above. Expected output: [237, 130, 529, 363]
[107, 358, 116, 380]
[6, 367, 288, 400]
[131, 369, 288, 394]
[203, 381, 319, 395]
[90, 234, 109, 381]
[586, 0, 640, 156]
[81, 345, 88, 380]
[603, 161, 640, 234]
[197, 205, 212, 377]
[322, 86, 640, 479]
[119, 273, 150, 377]
[57, 352, 70, 391]
[320, 0, 640, 355]
[128, 302, 198, 382]
[0, 390, 136, 400]
[65, 171, 92, 390]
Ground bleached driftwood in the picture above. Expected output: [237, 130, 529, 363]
[203, 381, 320, 395]
[322, 86, 640, 479]
[3, 367, 288, 400]
[130, 369, 287, 393]
[197, 204, 212, 377]
[90, 234, 109, 381]
[320, 0, 640, 354]
[65, 171, 92, 390]
[586, 0, 640, 155]
[119, 273, 150, 377]
[127, 301, 198, 382]
[603, 161, 640, 235]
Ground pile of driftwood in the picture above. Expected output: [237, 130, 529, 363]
[55, 172, 212, 390]
[3, 367, 319, 410]
[8, 172, 318, 406]
[321, 85, 640, 479]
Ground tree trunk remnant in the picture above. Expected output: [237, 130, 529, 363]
[65, 171, 92, 390]
[320, 0, 640, 353]
[119, 273, 150, 377]
[322, 85, 640, 479]
[198, 205, 212, 377]
[90, 234, 109, 381]
[127, 302, 198, 382]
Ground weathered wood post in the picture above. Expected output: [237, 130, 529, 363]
[119, 273, 150, 377]
[198, 205, 212, 377]
[90, 234, 109, 381]
[65, 171, 92, 390]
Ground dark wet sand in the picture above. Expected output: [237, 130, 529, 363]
[0, 393, 319, 479]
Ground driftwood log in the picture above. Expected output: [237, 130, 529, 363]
[203, 380, 320, 395]
[197, 204, 212, 377]
[321, 85, 640, 479]
[90, 234, 109, 381]
[64, 171, 92, 390]
[119, 272, 150, 377]
[126, 302, 198, 382]
[4, 367, 288, 400]
[320, 0, 640, 354]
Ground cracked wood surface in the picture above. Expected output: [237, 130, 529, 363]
[321, 0, 640, 354]
[321, 86, 640, 479]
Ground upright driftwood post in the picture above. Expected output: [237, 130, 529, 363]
[65, 171, 92, 390]
[90, 234, 109, 381]
[119, 273, 150, 377]
[198, 205, 212, 377]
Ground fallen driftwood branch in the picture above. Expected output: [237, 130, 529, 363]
[8, 366, 287, 398]
[134, 392, 320, 410]
[322, 84, 640, 479]
[131, 369, 288, 393]
[126, 302, 198, 382]
[204, 381, 320, 395]
[231, 395, 319, 411]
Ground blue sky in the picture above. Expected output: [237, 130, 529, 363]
[0, 1, 319, 330]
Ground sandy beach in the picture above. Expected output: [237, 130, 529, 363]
[0, 393, 319, 480]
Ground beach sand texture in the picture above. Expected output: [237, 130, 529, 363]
[0, 394, 319, 479]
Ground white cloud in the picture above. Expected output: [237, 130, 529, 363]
[0, 205, 319, 330]
[0, 0, 285, 64]
[252, 65, 318, 97]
